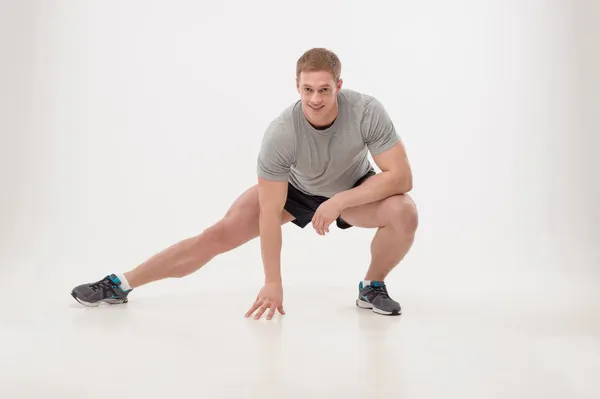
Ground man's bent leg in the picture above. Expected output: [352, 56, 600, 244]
[340, 194, 418, 280]
[71, 185, 295, 306]
[339, 194, 418, 315]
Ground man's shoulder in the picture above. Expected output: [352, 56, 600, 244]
[266, 100, 299, 131]
[339, 88, 384, 119]
[339, 88, 377, 107]
[257, 102, 299, 178]
[261, 101, 299, 148]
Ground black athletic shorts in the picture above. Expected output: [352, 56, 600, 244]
[284, 169, 376, 229]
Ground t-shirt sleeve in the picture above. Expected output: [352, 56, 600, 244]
[361, 97, 400, 155]
[256, 120, 295, 181]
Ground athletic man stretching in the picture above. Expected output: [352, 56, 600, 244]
[71, 48, 418, 319]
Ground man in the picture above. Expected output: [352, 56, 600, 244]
[71, 48, 418, 319]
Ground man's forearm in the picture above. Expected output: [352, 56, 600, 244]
[334, 171, 412, 210]
[258, 211, 283, 283]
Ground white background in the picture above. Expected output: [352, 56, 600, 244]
[1, 0, 598, 300]
[1, 1, 599, 398]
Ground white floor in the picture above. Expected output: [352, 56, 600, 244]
[1, 266, 599, 399]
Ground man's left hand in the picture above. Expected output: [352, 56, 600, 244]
[312, 197, 344, 235]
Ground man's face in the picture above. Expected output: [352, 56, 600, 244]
[296, 70, 343, 127]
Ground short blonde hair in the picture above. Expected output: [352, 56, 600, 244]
[296, 48, 342, 82]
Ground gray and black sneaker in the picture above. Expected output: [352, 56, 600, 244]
[356, 281, 401, 315]
[71, 274, 132, 307]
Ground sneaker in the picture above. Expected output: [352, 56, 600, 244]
[71, 274, 132, 307]
[356, 281, 401, 315]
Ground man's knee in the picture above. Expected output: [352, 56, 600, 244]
[200, 217, 247, 254]
[201, 221, 227, 245]
[383, 194, 418, 234]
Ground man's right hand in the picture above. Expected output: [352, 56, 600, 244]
[253, 176, 288, 320]
[245, 282, 285, 320]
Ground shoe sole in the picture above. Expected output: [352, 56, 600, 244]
[356, 298, 401, 316]
[71, 292, 128, 307]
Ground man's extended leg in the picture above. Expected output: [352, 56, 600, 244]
[124, 185, 294, 288]
[339, 193, 418, 315]
[71, 185, 295, 306]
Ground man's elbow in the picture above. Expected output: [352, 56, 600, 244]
[394, 172, 413, 194]
[400, 179, 413, 194]
[259, 205, 284, 219]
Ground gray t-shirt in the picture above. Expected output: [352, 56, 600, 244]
[257, 88, 400, 198]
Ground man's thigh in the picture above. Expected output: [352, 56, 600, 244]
[338, 200, 388, 229]
[339, 194, 415, 229]
[225, 184, 295, 228]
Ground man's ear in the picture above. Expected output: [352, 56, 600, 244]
[337, 78, 343, 92]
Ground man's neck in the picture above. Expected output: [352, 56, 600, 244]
[310, 118, 336, 130]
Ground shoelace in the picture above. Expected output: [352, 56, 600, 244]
[369, 285, 390, 300]
[90, 277, 115, 292]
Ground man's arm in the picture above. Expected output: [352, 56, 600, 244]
[333, 141, 413, 209]
[246, 118, 293, 319]
[257, 177, 288, 283]
[333, 96, 412, 209]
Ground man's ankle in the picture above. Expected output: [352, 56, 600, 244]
[117, 273, 133, 291]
